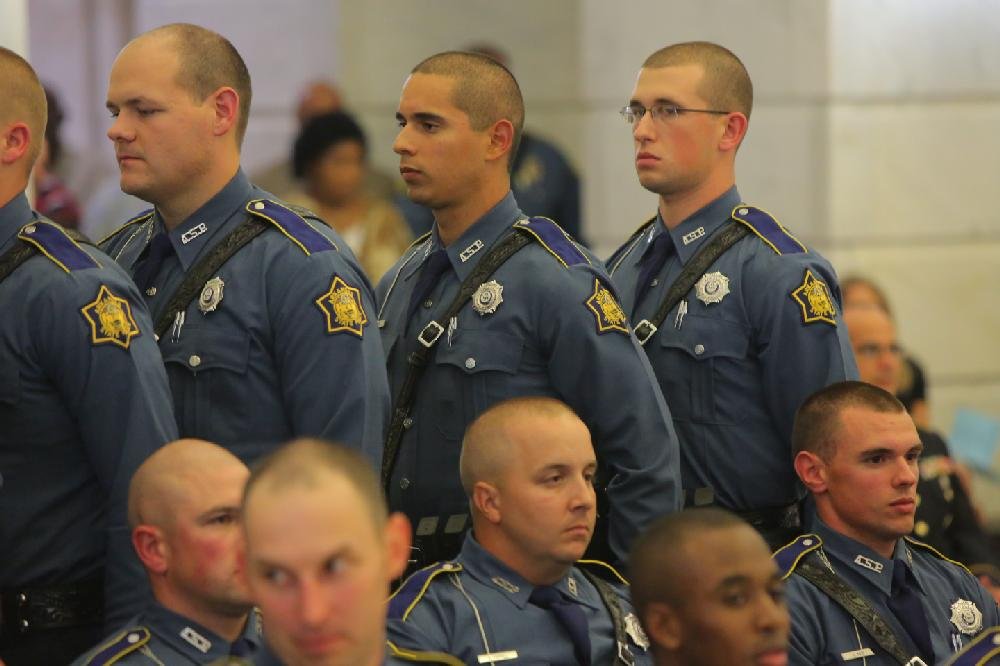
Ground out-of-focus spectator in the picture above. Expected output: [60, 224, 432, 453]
[290, 111, 411, 282]
[32, 85, 82, 228]
[842, 275, 931, 428]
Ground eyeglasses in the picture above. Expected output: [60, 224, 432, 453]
[620, 103, 730, 125]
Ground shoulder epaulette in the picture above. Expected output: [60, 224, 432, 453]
[98, 208, 154, 246]
[576, 559, 629, 585]
[773, 534, 823, 580]
[386, 640, 465, 665]
[731, 204, 807, 256]
[246, 199, 337, 255]
[83, 626, 151, 665]
[607, 215, 657, 274]
[402, 231, 432, 255]
[18, 220, 100, 273]
[513, 216, 591, 268]
[904, 536, 972, 574]
[387, 561, 461, 621]
[944, 626, 1000, 665]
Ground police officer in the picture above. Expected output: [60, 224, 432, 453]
[629, 508, 790, 666]
[0, 47, 177, 663]
[779, 381, 999, 664]
[75, 439, 262, 664]
[101, 23, 389, 468]
[844, 304, 1000, 588]
[388, 397, 652, 665]
[606, 42, 857, 548]
[242, 439, 462, 666]
[380, 50, 680, 569]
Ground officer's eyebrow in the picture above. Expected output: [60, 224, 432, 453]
[857, 443, 923, 459]
[627, 95, 683, 108]
[396, 110, 447, 125]
[196, 504, 241, 523]
[105, 96, 156, 111]
[715, 574, 753, 591]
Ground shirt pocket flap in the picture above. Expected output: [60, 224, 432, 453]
[161, 327, 251, 374]
[659, 314, 749, 360]
[434, 330, 523, 375]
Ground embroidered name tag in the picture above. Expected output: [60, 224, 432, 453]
[840, 648, 875, 660]
[478, 651, 518, 663]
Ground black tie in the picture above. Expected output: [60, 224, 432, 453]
[529, 585, 591, 666]
[133, 232, 175, 293]
[887, 560, 934, 661]
[406, 249, 452, 325]
[634, 230, 673, 307]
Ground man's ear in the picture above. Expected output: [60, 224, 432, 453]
[132, 524, 169, 575]
[484, 118, 514, 166]
[472, 481, 502, 524]
[717, 112, 748, 153]
[0, 122, 32, 166]
[385, 512, 413, 582]
[209, 87, 240, 138]
[794, 450, 829, 494]
[644, 602, 683, 651]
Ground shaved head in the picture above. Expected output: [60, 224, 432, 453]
[126, 23, 252, 145]
[243, 438, 387, 530]
[792, 381, 906, 461]
[643, 41, 752, 119]
[411, 51, 524, 170]
[128, 438, 247, 530]
[0, 47, 47, 170]
[460, 397, 581, 495]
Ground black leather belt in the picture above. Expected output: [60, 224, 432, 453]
[0, 577, 103, 639]
[683, 487, 801, 531]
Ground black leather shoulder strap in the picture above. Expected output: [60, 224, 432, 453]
[580, 569, 636, 666]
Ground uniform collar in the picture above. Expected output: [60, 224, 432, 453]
[813, 519, 917, 597]
[145, 602, 260, 659]
[459, 532, 601, 611]
[639, 186, 741, 267]
[403, 191, 522, 284]
[0, 192, 35, 249]
[155, 168, 253, 270]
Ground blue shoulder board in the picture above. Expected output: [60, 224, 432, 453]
[773, 534, 822, 580]
[18, 220, 99, 273]
[83, 626, 151, 665]
[98, 208, 154, 246]
[387, 561, 461, 621]
[513, 216, 590, 268]
[731, 205, 807, 256]
[945, 626, 1000, 665]
[246, 199, 337, 255]
[577, 559, 629, 585]
[386, 640, 465, 665]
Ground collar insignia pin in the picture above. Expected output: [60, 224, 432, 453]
[181, 222, 207, 244]
[491, 576, 519, 594]
[682, 226, 705, 245]
[460, 239, 484, 262]
[853, 554, 884, 574]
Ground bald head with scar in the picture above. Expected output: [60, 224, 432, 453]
[128, 438, 252, 643]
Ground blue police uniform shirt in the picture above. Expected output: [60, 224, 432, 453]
[0, 192, 177, 627]
[780, 519, 1000, 665]
[73, 603, 263, 664]
[606, 187, 858, 510]
[376, 191, 681, 563]
[100, 169, 389, 468]
[386, 532, 652, 665]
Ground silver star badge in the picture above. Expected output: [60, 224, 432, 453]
[950, 599, 983, 635]
[472, 280, 504, 316]
[695, 271, 730, 305]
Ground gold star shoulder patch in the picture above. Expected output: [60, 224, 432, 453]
[315, 274, 367, 337]
[790, 269, 837, 326]
[80, 285, 141, 349]
[585, 278, 629, 335]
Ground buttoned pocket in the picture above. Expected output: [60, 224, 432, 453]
[430, 330, 524, 440]
[658, 314, 750, 423]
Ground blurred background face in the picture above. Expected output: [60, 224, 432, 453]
[494, 414, 597, 571]
[666, 525, 789, 666]
[845, 307, 902, 394]
[163, 463, 252, 617]
[245, 475, 392, 666]
[306, 139, 365, 206]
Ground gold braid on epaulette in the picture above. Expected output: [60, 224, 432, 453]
[97, 209, 154, 246]
[904, 536, 972, 574]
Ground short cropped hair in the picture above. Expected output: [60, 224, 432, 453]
[0, 47, 47, 168]
[292, 110, 366, 179]
[147, 23, 252, 145]
[243, 438, 387, 529]
[643, 41, 753, 119]
[792, 381, 906, 461]
[411, 51, 524, 171]
[630, 508, 748, 615]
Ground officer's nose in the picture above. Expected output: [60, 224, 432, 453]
[893, 456, 918, 488]
[297, 580, 330, 627]
[393, 123, 413, 156]
[107, 113, 133, 144]
[756, 589, 791, 639]
[569, 473, 597, 513]
[632, 110, 657, 143]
